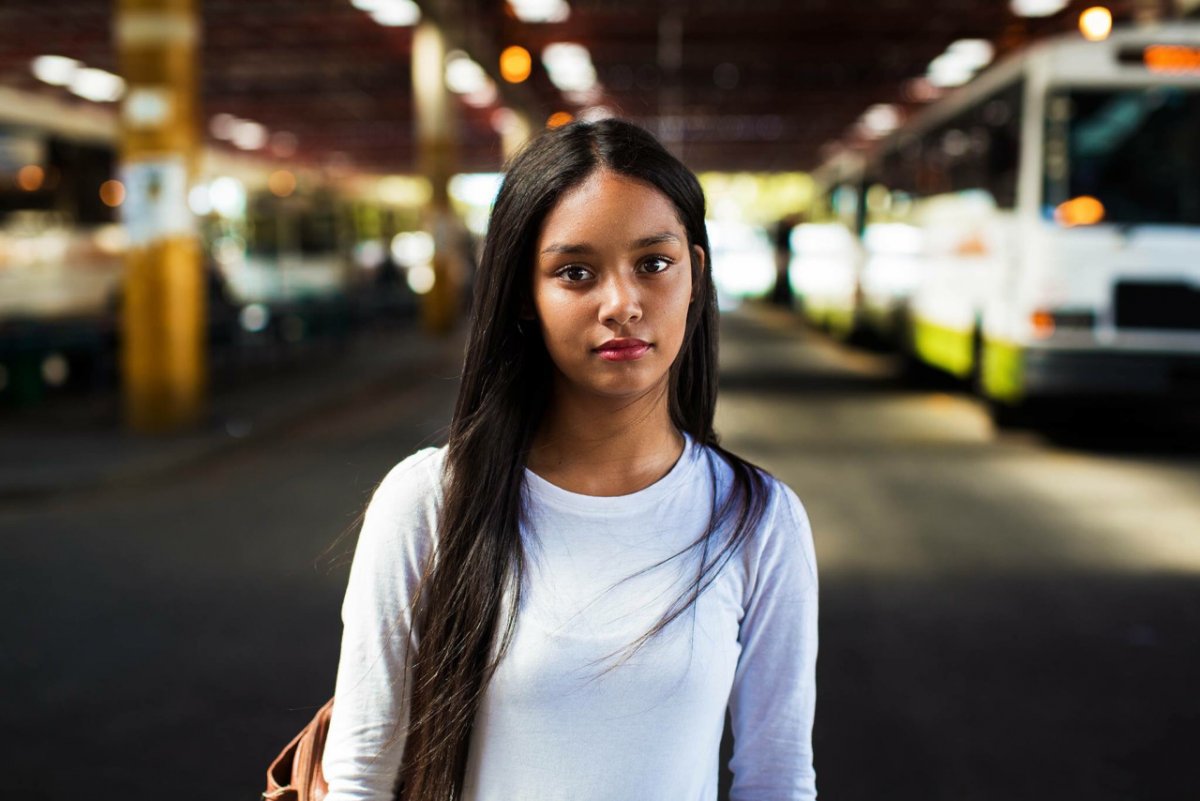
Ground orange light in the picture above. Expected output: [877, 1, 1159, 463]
[547, 111, 573, 129]
[1079, 7, 1112, 42]
[955, 233, 988, 257]
[99, 179, 125, 208]
[1144, 44, 1200, 73]
[17, 164, 45, 192]
[268, 169, 297, 198]
[1054, 195, 1105, 227]
[500, 45, 532, 84]
[1031, 310, 1056, 339]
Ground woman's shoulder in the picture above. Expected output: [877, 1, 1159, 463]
[695, 442, 815, 575]
[341, 448, 446, 619]
[376, 445, 447, 498]
[693, 441, 806, 515]
[364, 445, 448, 530]
[752, 472, 817, 588]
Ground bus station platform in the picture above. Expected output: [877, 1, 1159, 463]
[0, 323, 463, 501]
[4, 300, 1199, 800]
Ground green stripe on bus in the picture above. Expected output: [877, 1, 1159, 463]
[981, 339, 1025, 403]
[910, 316, 1027, 402]
[912, 317, 973, 378]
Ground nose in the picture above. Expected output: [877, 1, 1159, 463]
[598, 273, 642, 328]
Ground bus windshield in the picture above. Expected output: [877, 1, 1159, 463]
[1046, 87, 1200, 225]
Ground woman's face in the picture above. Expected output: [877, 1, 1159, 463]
[532, 169, 702, 402]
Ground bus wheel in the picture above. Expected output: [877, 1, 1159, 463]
[969, 327, 985, 394]
[898, 349, 937, 387]
[986, 397, 1030, 430]
[895, 310, 935, 386]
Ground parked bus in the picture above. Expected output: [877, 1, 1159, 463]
[0, 86, 419, 404]
[789, 152, 866, 340]
[810, 23, 1200, 420]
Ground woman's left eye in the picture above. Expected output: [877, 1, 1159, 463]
[639, 256, 673, 274]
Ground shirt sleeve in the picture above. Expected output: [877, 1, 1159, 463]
[323, 449, 440, 801]
[728, 480, 820, 801]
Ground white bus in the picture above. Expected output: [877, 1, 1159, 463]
[789, 151, 865, 340]
[835, 23, 1200, 418]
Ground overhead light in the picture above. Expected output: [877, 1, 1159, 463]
[268, 170, 297, 198]
[925, 39, 994, 90]
[946, 39, 995, 70]
[542, 43, 597, 93]
[406, 264, 436, 295]
[377, 176, 432, 205]
[448, 173, 504, 208]
[902, 76, 943, 103]
[500, 45, 532, 83]
[209, 177, 247, 218]
[99, 179, 126, 208]
[18, 165, 46, 192]
[463, 84, 499, 108]
[1010, 0, 1069, 17]
[368, 0, 420, 26]
[927, 53, 976, 88]
[231, 120, 268, 150]
[390, 231, 435, 265]
[444, 51, 498, 107]
[1079, 6, 1113, 41]
[188, 185, 213, 216]
[859, 103, 902, 137]
[210, 113, 239, 140]
[31, 55, 81, 87]
[69, 68, 125, 103]
[508, 0, 570, 23]
[579, 106, 614, 122]
[1055, 195, 1105, 227]
[445, 51, 491, 94]
[564, 87, 604, 106]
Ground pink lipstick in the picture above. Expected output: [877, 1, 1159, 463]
[594, 338, 651, 362]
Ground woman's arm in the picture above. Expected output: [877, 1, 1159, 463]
[323, 449, 441, 801]
[727, 481, 820, 801]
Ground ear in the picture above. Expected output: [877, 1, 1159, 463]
[690, 244, 706, 303]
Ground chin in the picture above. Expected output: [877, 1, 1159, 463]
[584, 370, 672, 401]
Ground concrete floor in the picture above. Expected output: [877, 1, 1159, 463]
[2, 305, 1198, 799]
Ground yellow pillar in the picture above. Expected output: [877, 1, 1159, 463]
[116, 0, 205, 432]
[412, 19, 462, 335]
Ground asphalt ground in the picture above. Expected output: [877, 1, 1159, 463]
[2, 303, 1198, 799]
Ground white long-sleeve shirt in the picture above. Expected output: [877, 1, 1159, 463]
[323, 434, 819, 801]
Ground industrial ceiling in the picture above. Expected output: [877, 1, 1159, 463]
[0, 0, 1160, 174]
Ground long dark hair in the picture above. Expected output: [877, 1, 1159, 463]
[396, 118, 769, 800]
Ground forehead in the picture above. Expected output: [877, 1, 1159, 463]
[536, 170, 685, 248]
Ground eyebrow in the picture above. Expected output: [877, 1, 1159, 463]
[539, 231, 682, 256]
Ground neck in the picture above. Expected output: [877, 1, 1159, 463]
[527, 375, 685, 497]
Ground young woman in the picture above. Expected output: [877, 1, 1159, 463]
[322, 118, 819, 801]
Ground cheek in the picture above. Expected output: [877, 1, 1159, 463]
[534, 294, 594, 368]
[664, 278, 694, 330]
[536, 292, 587, 336]
[650, 284, 693, 361]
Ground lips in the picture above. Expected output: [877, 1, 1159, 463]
[594, 338, 652, 362]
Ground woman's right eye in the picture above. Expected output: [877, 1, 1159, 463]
[557, 265, 593, 282]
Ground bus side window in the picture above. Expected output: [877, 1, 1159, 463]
[983, 81, 1023, 209]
